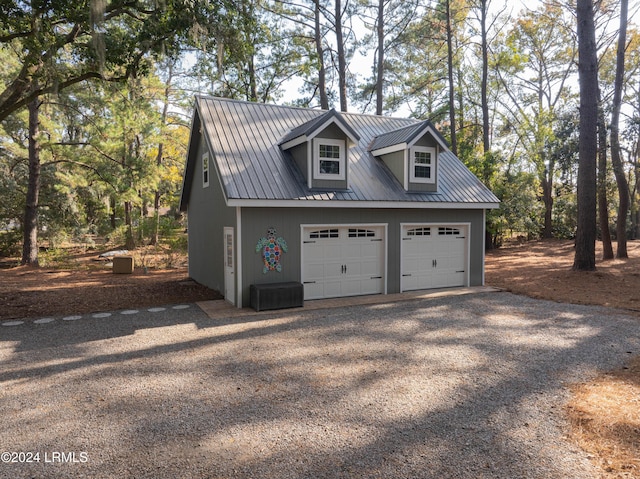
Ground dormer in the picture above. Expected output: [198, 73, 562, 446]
[279, 109, 360, 190]
[369, 120, 449, 193]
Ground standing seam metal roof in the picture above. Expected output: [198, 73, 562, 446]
[368, 119, 449, 152]
[279, 108, 360, 145]
[185, 96, 499, 206]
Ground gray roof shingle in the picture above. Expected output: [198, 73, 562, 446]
[181, 96, 499, 209]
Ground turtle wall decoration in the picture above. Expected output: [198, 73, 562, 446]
[256, 227, 288, 273]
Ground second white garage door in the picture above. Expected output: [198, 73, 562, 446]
[302, 225, 385, 300]
[401, 224, 468, 292]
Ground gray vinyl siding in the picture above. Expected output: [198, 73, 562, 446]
[186, 135, 236, 296]
[289, 143, 308, 180]
[311, 178, 348, 190]
[414, 134, 438, 148]
[380, 150, 405, 187]
[239, 207, 485, 307]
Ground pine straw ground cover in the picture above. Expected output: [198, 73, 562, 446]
[486, 240, 640, 479]
[567, 356, 640, 478]
[0, 244, 222, 320]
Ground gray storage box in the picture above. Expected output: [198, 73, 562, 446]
[250, 282, 304, 311]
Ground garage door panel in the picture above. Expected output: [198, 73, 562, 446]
[324, 261, 345, 278]
[304, 282, 324, 300]
[359, 242, 381, 256]
[304, 263, 325, 280]
[360, 260, 381, 276]
[401, 225, 467, 292]
[361, 277, 383, 294]
[303, 226, 385, 300]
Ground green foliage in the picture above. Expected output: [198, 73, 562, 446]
[0, 230, 22, 257]
[553, 192, 578, 239]
[37, 246, 73, 268]
[0, 0, 236, 121]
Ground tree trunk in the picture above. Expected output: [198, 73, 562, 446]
[541, 172, 554, 238]
[21, 96, 41, 266]
[335, 0, 348, 112]
[124, 201, 135, 250]
[110, 196, 117, 230]
[610, 0, 629, 258]
[573, 0, 598, 271]
[375, 0, 384, 116]
[314, 0, 329, 110]
[597, 95, 614, 259]
[480, 0, 490, 154]
[152, 62, 173, 246]
[446, 0, 457, 155]
[247, 54, 258, 102]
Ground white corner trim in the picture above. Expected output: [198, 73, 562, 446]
[482, 209, 486, 286]
[236, 207, 243, 308]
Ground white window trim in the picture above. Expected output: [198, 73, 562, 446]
[409, 146, 436, 184]
[202, 152, 210, 188]
[313, 138, 346, 181]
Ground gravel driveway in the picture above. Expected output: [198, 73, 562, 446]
[1, 292, 639, 479]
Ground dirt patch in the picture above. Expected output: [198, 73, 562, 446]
[486, 239, 640, 313]
[0, 248, 221, 320]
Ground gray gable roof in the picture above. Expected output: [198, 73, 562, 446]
[180, 96, 499, 210]
[369, 119, 448, 152]
[279, 108, 360, 147]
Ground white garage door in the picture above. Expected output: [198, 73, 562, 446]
[302, 226, 385, 300]
[401, 224, 468, 292]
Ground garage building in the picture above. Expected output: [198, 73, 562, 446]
[179, 96, 500, 308]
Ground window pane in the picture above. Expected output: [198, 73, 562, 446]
[414, 151, 431, 164]
[310, 229, 339, 238]
[319, 144, 340, 158]
[320, 160, 340, 174]
[414, 165, 431, 178]
[408, 227, 431, 236]
[226, 234, 233, 267]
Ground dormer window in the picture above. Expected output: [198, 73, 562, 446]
[314, 139, 345, 180]
[410, 146, 436, 183]
[278, 109, 359, 190]
[369, 120, 447, 192]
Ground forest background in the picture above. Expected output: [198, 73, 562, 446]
[1, 0, 639, 266]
